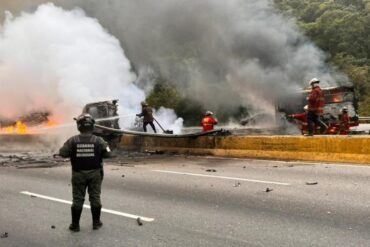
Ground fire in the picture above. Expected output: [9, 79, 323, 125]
[0, 118, 62, 135]
[45, 119, 61, 127]
[0, 121, 29, 135]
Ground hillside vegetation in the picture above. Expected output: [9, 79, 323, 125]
[274, 0, 370, 115]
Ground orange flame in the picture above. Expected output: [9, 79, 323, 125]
[45, 119, 61, 127]
[0, 121, 29, 135]
[0, 118, 63, 135]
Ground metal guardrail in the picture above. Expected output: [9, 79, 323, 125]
[359, 117, 370, 123]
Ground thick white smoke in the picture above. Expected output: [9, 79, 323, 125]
[0, 3, 182, 133]
[0, 3, 141, 123]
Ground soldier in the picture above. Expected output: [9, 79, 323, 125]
[59, 113, 111, 232]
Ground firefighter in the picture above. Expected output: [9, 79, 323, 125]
[59, 113, 111, 232]
[339, 107, 350, 135]
[307, 78, 328, 136]
[136, 102, 157, 133]
[201, 111, 218, 132]
[288, 105, 308, 134]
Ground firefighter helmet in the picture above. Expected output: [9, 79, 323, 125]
[75, 113, 95, 132]
[309, 78, 320, 86]
[205, 111, 213, 116]
[303, 105, 308, 111]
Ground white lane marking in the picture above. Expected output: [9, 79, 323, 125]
[152, 170, 290, 186]
[20, 191, 154, 222]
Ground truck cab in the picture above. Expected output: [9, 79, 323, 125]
[82, 100, 121, 140]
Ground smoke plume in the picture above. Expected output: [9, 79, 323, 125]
[0, 3, 144, 127]
[1, 0, 348, 124]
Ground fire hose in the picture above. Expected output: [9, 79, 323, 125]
[94, 124, 229, 138]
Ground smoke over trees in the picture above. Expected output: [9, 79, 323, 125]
[1, 0, 350, 124]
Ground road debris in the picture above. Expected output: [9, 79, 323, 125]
[306, 181, 318, 185]
[136, 217, 143, 226]
[0, 232, 8, 238]
[51, 225, 56, 229]
[265, 188, 273, 192]
[121, 175, 125, 178]
[234, 182, 241, 187]
[0, 152, 67, 168]
[243, 166, 246, 169]
[206, 169, 217, 172]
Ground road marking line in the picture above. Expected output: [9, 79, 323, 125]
[152, 170, 290, 186]
[20, 191, 154, 222]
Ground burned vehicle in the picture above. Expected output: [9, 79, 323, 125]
[0, 111, 50, 129]
[276, 86, 359, 134]
[82, 100, 121, 141]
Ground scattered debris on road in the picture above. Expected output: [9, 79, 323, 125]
[0, 232, 8, 238]
[206, 169, 217, 172]
[243, 166, 246, 169]
[145, 150, 165, 155]
[287, 165, 294, 167]
[234, 182, 241, 187]
[121, 175, 125, 178]
[0, 152, 67, 168]
[306, 181, 318, 185]
[265, 188, 273, 192]
[136, 217, 143, 226]
[273, 165, 278, 168]
[51, 225, 56, 229]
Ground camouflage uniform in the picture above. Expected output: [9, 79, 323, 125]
[59, 133, 110, 231]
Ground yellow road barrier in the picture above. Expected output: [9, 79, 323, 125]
[119, 135, 370, 164]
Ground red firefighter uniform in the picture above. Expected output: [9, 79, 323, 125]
[290, 113, 308, 134]
[201, 116, 218, 132]
[308, 86, 325, 114]
[339, 111, 350, 135]
[290, 111, 351, 135]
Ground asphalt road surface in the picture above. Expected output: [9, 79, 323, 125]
[0, 154, 370, 247]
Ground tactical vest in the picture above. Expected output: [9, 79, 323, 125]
[70, 135, 102, 171]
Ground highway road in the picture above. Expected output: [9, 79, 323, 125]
[0, 154, 370, 247]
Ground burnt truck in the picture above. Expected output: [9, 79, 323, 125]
[82, 99, 121, 141]
[276, 85, 359, 134]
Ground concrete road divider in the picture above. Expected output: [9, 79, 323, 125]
[119, 135, 370, 164]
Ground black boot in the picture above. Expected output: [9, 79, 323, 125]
[69, 206, 82, 232]
[91, 207, 103, 230]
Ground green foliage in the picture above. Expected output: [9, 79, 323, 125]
[146, 78, 182, 110]
[146, 78, 206, 125]
[274, 0, 370, 116]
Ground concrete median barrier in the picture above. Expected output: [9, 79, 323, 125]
[119, 134, 370, 164]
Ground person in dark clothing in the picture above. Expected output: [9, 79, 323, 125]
[59, 113, 111, 232]
[307, 78, 328, 136]
[136, 102, 157, 133]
